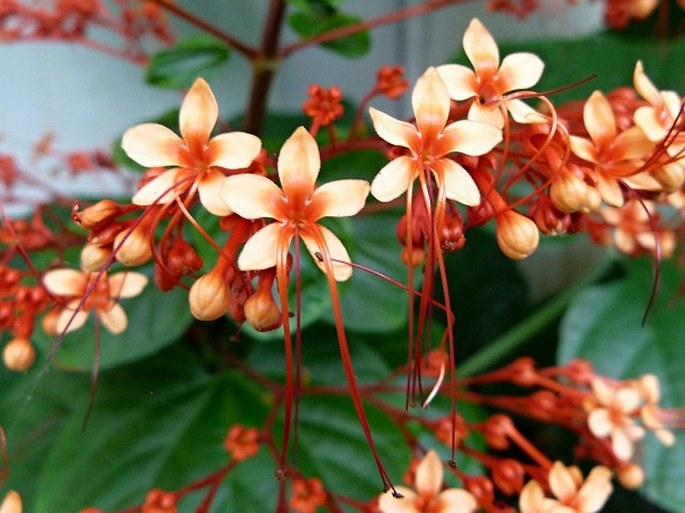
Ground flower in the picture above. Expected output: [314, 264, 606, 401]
[122, 78, 262, 216]
[222, 126, 369, 282]
[585, 377, 645, 461]
[43, 268, 148, 334]
[369, 66, 502, 206]
[437, 18, 545, 128]
[378, 450, 477, 513]
[569, 91, 654, 207]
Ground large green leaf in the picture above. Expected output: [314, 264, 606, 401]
[146, 34, 231, 90]
[558, 257, 685, 513]
[288, 10, 370, 57]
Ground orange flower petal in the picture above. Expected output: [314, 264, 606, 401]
[301, 225, 353, 282]
[611, 126, 655, 161]
[634, 106, 667, 142]
[435, 159, 480, 206]
[463, 18, 499, 75]
[132, 168, 183, 206]
[415, 450, 443, 496]
[438, 119, 502, 157]
[109, 272, 148, 299]
[278, 127, 320, 199]
[99, 302, 128, 334]
[121, 123, 182, 168]
[633, 61, 662, 107]
[369, 107, 419, 150]
[596, 175, 624, 207]
[309, 179, 369, 219]
[569, 136, 598, 164]
[436, 64, 478, 101]
[412, 67, 451, 141]
[371, 156, 418, 203]
[179, 78, 218, 149]
[222, 174, 283, 220]
[576, 466, 613, 512]
[467, 102, 505, 129]
[198, 169, 233, 216]
[238, 223, 282, 272]
[584, 91, 616, 150]
[497, 52, 544, 92]
[43, 269, 86, 296]
[208, 132, 262, 169]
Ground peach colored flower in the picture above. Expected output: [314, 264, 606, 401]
[222, 126, 369, 282]
[0, 491, 22, 513]
[637, 374, 676, 447]
[586, 378, 645, 461]
[378, 450, 477, 513]
[43, 268, 148, 334]
[122, 78, 261, 216]
[569, 91, 654, 207]
[437, 18, 545, 129]
[369, 66, 501, 206]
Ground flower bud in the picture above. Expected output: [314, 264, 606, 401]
[0, 490, 22, 513]
[80, 243, 112, 271]
[652, 163, 685, 192]
[550, 171, 589, 214]
[114, 223, 153, 267]
[41, 308, 61, 336]
[244, 290, 281, 332]
[495, 210, 539, 260]
[74, 199, 121, 229]
[3, 338, 36, 371]
[400, 246, 425, 267]
[492, 458, 525, 495]
[188, 267, 230, 321]
[617, 462, 644, 489]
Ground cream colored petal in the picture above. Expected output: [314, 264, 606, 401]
[378, 488, 418, 513]
[633, 61, 662, 106]
[611, 428, 634, 460]
[584, 91, 616, 150]
[590, 377, 615, 405]
[519, 480, 545, 512]
[548, 504, 576, 513]
[623, 171, 662, 191]
[507, 99, 547, 124]
[597, 175, 624, 207]
[208, 132, 262, 169]
[438, 119, 502, 157]
[369, 108, 419, 150]
[56, 308, 89, 334]
[278, 126, 320, 198]
[615, 387, 642, 412]
[634, 106, 667, 142]
[99, 302, 128, 334]
[415, 450, 443, 496]
[109, 272, 148, 299]
[438, 489, 477, 513]
[121, 123, 182, 168]
[179, 77, 218, 146]
[0, 491, 22, 513]
[498, 52, 544, 91]
[309, 179, 369, 218]
[132, 168, 183, 206]
[238, 223, 282, 272]
[198, 169, 233, 216]
[576, 474, 613, 513]
[436, 64, 477, 101]
[614, 229, 635, 254]
[612, 126, 655, 161]
[436, 159, 480, 206]
[222, 174, 283, 220]
[43, 269, 86, 296]
[412, 67, 451, 141]
[371, 156, 418, 203]
[463, 18, 499, 73]
[467, 102, 505, 129]
[549, 462, 578, 502]
[588, 408, 613, 438]
[301, 225, 353, 282]
[569, 136, 598, 163]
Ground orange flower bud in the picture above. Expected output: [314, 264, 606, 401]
[80, 243, 112, 271]
[617, 462, 645, 490]
[244, 290, 281, 332]
[492, 458, 525, 495]
[495, 210, 539, 260]
[550, 171, 589, 214]
[400, 246, 425, 267]
[74, 199, 121, 229]
[41, 307, 61, 336]
[188, 267, 230, 321]
[0, 490, 22, 513]
[114, 223, 153, 267]
[3, 338, 36, 371]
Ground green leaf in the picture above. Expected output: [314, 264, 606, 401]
[146, 34, 231, 90]
[288, 10, 370, 57]
[558, 257, 685, 513]
[32, 269, 194, 371]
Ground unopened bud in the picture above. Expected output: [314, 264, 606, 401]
[80, 243, 112, 271]
[41, 308, 61, 336]
[617, 462, 644, 489]
[114, 223, 152, 267]
[495, 210, 539, 260]
[653, 163, 685, 192]
[550, 171, 588, 214]
[0, 490, 22, 513]
[400, 246, 425, 267]
[492, 458, 525, 495]
[244, 290, 281, 332]
[74, 199, 121, 229]
[3, 338, 36, 371]
[188, 267, 230, 321]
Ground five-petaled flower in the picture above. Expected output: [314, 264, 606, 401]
[122, 77, 262, 216]
[378, 450, 477, 513]
[43, 268, 148, 334]
[369, 66, 502, 207]
[222, 126, 369, 281]
[437, 18, 545, 128]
